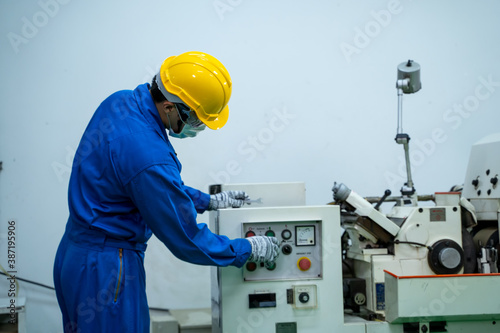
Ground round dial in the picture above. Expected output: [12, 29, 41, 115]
[281, 229, 292, 240]
[299, 292, 310, 303]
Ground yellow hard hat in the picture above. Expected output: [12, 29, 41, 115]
[156, 51, 232, 130]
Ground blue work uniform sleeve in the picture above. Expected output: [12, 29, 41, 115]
[182, 185, 210, 214]
[125, 164, 251, 268]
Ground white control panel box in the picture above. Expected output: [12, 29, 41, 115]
[210, 205, 351, 333]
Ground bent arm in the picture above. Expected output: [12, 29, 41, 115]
[182, 184, 210, 214]
[125, 164, 251, 267]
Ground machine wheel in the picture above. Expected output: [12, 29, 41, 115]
[428, 239, 464, 274]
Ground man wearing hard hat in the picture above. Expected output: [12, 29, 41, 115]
[53, 52, 279, 333]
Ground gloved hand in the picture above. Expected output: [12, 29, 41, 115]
[246, 236, 280, 264]
[208, 191, 248, 210]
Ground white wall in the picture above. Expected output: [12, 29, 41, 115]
[1, 0, 500, 331]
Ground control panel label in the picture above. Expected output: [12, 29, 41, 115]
[376, 283, 385, 310]
[276, 322, 297, 333]
[430, 208, 446, 222]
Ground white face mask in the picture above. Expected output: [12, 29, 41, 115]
[168, 123, 206, 139]
[167, 103, 206, 139]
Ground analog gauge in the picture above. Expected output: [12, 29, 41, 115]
[295, 225, 316, 246]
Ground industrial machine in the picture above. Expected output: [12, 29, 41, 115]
[335, 60, 499, 331]
[332, 134, 500, 332]
[209, 180, 500, 332]
[462, 134, 500, 274]
[209, 61, 500, 332]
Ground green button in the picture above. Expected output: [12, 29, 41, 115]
[265, 230, 275, 237]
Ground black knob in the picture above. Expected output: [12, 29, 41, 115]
[282, 244, 293, 255]
[491, 177, 498, 186]
[374, 189, 392, 210]
[298, 292, 309, 303]
[472, 178, 479, 187]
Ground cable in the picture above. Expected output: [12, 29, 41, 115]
[391, 239, 432, 251]
[342, 260, 355, 277]
[0, 271, 172, 313]
[0, 264, 20, 293]
[0, 271, 55, 290]
[149, 307, 171, 312]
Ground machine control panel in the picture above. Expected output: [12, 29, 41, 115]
[242, 220, 322, 281]
[212, 205, 341, 332]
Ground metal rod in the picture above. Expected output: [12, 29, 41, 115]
[327, 194, 434, 206]
[403, 141, 414, 189]
[363, 194, 434, 204]
[397, 90, 404, 134]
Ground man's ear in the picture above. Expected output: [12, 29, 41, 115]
[162, 101, 176, 114]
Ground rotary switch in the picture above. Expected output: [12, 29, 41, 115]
[298, 292, 310, 303]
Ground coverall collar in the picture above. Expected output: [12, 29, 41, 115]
[133, 83, 169, 143]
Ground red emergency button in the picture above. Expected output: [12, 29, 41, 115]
[297, 257, 311, 271]
[246, 262, 257, 272]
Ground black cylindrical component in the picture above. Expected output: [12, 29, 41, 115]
[298, 292, 309, 303]
[282, 244, 293, 255]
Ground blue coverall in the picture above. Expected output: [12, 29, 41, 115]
[53, 83, 252, 333]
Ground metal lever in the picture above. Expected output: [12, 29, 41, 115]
[245, 198, 263, 205]
[374, 189, 391, 211]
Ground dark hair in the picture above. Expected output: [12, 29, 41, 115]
[150, 75, 167, 103]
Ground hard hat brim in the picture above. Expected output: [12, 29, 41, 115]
[204, 105, 228, 130]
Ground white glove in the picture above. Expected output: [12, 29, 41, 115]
[208, 191, 248, 210]
[247, 236, 280, 264]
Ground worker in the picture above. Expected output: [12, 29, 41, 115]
[53, 51, 279, 333]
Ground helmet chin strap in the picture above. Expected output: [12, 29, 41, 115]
[166, 112, 184, 134]
[167, 113, 174, 131]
